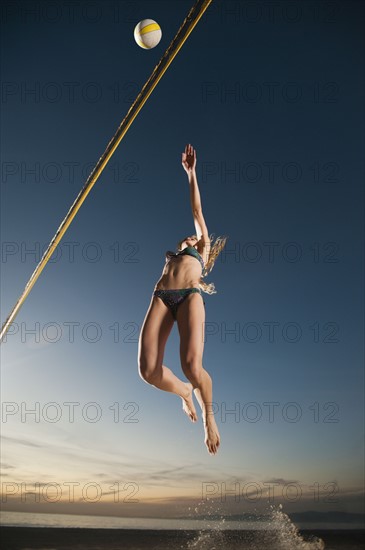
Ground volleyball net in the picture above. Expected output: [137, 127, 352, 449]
[0, 0, 213, 343]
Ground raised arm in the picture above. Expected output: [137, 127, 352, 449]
[181, 144, 210, 248]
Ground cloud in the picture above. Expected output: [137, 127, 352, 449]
[100, 462, 212, 489]
[0, 463, 15, 469]
[263, 478, 299, 485]
[2, 436, 43, 448]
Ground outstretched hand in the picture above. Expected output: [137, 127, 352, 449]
[182, 143, 197, 174]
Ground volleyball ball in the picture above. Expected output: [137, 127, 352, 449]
[134, 19, 162, 49]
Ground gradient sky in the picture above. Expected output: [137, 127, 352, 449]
[1, 0, 364, 522]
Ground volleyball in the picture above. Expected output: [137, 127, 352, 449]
[134, 19, 162, 49]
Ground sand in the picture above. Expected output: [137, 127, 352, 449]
[1, 526, 364, 550]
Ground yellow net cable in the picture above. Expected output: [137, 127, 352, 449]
[0, 0, 213, 343]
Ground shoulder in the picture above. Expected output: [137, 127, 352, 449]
[166, 250, 176, 260]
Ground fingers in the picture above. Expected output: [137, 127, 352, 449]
[184, 143, 196, 156]
[182, 144, 197, 168]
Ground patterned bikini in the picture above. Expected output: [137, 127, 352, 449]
[153, 246, 205, 320]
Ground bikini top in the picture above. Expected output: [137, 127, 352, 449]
[166, 246, 205, 271]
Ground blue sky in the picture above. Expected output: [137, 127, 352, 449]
[1, 0, 364, 522]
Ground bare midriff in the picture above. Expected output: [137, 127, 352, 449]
[154, 254, 202, 290]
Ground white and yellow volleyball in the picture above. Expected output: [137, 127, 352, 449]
[134, 19, 162, 49]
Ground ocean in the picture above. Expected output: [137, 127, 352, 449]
[1, 510, 364, 549]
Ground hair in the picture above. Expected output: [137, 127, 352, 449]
[177, 234, 228, 295]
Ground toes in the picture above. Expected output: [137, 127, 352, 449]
[206, 435, 220, 455]
[182, 399, 198, 423]
[206, 441, 215, 455]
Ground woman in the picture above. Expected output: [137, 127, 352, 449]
[138, 144, 227, 455]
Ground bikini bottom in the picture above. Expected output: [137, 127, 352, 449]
[153, 288, 204, 320]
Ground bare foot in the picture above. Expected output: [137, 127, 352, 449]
[181, 383, 197, 422]
[204, 416, 220, 455]
[193, 388, 221, 454]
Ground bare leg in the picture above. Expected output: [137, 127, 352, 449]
[177, 293, 220, 455]
[191, 371, 219, 448]
[138, 296, 197, 422]
[147, 366, 197, 423]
